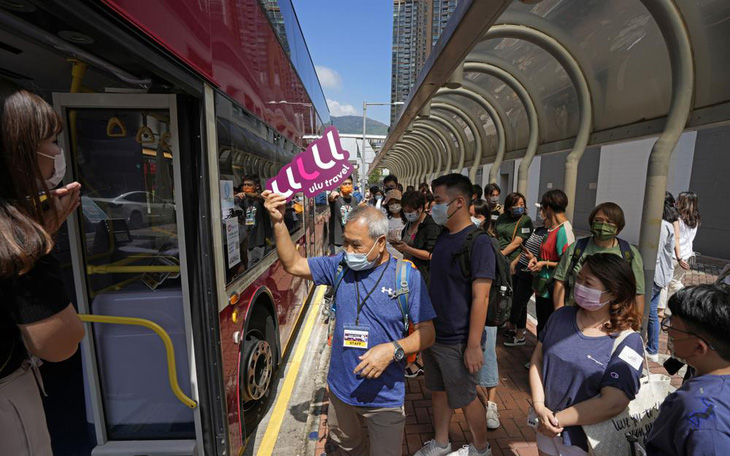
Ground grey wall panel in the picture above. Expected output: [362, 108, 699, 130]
[573, 146, 601, 233]
[499, 161, 515, 200]
[534, 148, 598, 233]
[689, 126, 730, 260]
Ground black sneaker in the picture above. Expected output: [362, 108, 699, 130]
[503, 335, 526, 347]
[502, 327, 516, 338]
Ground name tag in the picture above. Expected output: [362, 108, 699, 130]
[618, 346, 644, 371]
[521, 227, 531, 234]
[491, 214, 499, 221]
[343, 325, 369, 349]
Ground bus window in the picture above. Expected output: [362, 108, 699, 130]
[216, 93, 282, 284]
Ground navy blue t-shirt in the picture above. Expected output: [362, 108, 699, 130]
[428, 225, 495, 345]
[646, 374, 730, 455]
[309, 253, 436, 408]
[539, 306, 644, 451]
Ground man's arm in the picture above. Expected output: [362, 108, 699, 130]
[464, 277, 492, 374]
[353, 321, 435, 379]
[262, 191, 312, 279]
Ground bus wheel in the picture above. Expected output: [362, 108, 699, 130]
[241, 312, 278, 432]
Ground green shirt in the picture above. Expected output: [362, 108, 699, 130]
[553, 236, 645, 305]
[495, 213, 533, 262]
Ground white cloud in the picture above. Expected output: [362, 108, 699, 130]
[327, 98, 358, 117]
[316, 65, 343, 90]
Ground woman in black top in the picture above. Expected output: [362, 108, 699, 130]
[0, 87, 84, 454]
[392, 190, 441, 286]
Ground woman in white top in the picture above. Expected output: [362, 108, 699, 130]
[667, 191, 700, 299]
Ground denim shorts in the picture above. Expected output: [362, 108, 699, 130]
[477, 326, 499, 388]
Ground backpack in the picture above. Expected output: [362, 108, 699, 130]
[564, 236, 634, 302]
[330, 258, 416, 360]
[453, 225, 513, 327]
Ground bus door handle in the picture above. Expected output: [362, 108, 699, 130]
[77, 314, 197, 409]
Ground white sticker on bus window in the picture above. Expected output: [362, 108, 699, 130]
[225, 218, 241, 268]
[618, 346, 643, 371]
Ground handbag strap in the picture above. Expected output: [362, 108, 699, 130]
[611, 329, 653, 380]
[511, 215, 525, 242]
[610, 329, 635, 356]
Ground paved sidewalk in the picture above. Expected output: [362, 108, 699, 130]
[312, 257, 725, 456]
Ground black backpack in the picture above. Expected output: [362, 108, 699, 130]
[452, 225, 513, 327]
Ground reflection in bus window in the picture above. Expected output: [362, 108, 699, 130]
[216, 92, 303, 285]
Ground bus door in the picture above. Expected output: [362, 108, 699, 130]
[53, 93, 202, 456]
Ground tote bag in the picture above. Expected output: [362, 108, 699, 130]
[583, 331, 675, 456]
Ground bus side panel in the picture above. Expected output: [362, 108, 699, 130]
[218, 234, 307, 452]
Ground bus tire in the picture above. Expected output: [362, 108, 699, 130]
[241, 311, 278, 433]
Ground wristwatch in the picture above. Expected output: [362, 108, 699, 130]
[392, 341, 405, 362]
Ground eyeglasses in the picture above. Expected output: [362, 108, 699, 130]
[660, 317, 716, 351]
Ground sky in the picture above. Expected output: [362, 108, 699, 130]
[291, 0, 394, 125]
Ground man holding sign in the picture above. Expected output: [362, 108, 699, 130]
[263, 192, 436, 456]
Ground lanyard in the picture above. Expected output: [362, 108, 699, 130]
[354, 260, 389, 326]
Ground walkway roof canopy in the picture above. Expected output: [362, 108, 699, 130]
[374, 0, 730, 186]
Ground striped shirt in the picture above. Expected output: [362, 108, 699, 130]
[519, 227, 548, 266]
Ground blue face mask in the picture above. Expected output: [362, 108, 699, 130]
[431, 201, 451, 226]
[471, 216, 482, 227]
[511, 206, 525, 217]
[344, 237, 383, 271]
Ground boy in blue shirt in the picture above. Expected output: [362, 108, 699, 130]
[645, 284, 730, 455]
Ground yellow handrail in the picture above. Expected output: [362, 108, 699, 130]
[77, 314, 197, 409]
[86, 265, 180, 275]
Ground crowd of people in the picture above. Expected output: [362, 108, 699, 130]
[0, 83, 726, 456]
[262, 172, 729, 456]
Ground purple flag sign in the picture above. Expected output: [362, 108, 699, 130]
[266, 126, 354, 201]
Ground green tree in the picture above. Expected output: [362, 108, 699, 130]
[368, 168, 383, 186]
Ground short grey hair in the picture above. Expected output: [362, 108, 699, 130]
[346, 205, 388, 239]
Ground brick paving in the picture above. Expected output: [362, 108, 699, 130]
[312, 256, 726, 456]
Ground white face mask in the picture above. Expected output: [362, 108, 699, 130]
[471, 216, 483, 227]
[404, 211, 420, 223]
[37, 149, 66, 188]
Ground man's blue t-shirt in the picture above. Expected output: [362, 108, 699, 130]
[539, 306, 644, 451]
[428, 225, 495, 345]
[646, 374, 730, 455]
[309, 253, 436, 408]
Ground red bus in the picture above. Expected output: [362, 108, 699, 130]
[0, 1, 330, 454]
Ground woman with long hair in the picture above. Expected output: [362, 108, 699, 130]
[529, 253, 644, 456]
[667, 191, 700, 298]
[647, 192, 680, 362]
[0, 87, 85, 454]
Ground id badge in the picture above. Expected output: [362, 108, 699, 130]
[343, 325, 370, 349]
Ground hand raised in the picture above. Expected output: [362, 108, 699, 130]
[43, 182, 81, 233]
[261, 190, 286, 224]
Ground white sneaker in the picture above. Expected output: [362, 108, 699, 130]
[647, 353, 660, 363]
[486, 401, 500, 430]
[447, 443, 492, 456]
[413, 439, 452, 456]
